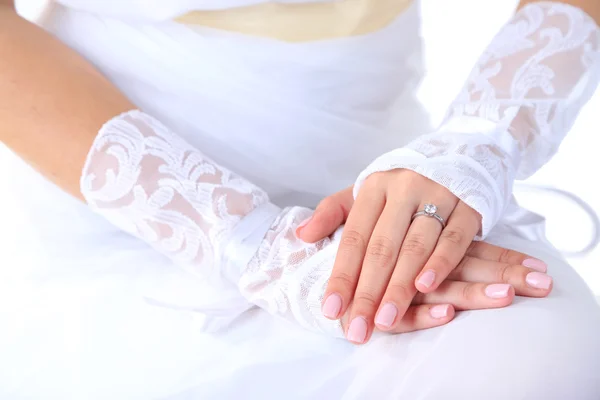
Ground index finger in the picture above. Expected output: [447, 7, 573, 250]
[321, 184, 385, 320]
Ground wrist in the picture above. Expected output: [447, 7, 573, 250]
[222, 203, 281, 283]
[353, 132, 518, 238]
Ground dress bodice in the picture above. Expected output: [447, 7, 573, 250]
[43, 0, 429, 208]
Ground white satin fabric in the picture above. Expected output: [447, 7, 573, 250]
[0, 1, 600, 399]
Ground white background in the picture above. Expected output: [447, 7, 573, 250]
[8, 0, 600, 296]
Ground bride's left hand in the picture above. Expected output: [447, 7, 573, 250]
[296, 174, 551, 344]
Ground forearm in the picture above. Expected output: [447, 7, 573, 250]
[0, 6, 133, 199]
[0, 4, 340, 335]
[82, 109, 345, 335]
[354, 1, 600, 238]
[441, 1, 599, 179]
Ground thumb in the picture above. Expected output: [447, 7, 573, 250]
[297, 186, 354, 243]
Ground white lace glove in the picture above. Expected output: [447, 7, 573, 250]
[81, 110, 343, 337]
[354, 2, 600, 238]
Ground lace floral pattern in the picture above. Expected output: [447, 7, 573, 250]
[82, 110, 343, 336]
[81, 110, 269, 273]
[240, 206, 344, 337]
[448, 2, 600, 177]
[354, 2, 600, 238]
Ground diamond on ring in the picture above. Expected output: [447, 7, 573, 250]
[424, 204, 437, 216]
[411, 203, 446, 228]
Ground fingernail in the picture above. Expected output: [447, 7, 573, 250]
[485, 283, 511, 299]
[522, 258, 548, 273]
[347, 317, 368, 344]
[375, 303, 398, 328]
[526, 272, 552, 290]
[430, 304, 450, 319]
[295, 217, 312, 238]
[322, 293, 342, 319]
[417, 270, 436, 289]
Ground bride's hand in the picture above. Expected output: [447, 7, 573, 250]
[297, 183, 552, 344]
[337, 251, 550, 335]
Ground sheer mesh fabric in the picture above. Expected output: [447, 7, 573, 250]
[240, 206, 344, 336]
[81, 110, 343, 336]
[81, 111, 269, 270]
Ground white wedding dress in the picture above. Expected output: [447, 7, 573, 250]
[1, 1, 600, 399]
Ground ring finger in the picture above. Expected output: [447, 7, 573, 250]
[414, 202, 480, 293]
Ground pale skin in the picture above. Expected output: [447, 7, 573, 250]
[1, 0, 598, 339]
[297, 0, 600, 344]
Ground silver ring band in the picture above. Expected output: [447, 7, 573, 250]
[411, 204, 446, 229]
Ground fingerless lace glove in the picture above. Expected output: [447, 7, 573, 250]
[354, 2, 600, 238]
[81, 110, 343, 337]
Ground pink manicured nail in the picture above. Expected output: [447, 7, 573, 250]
[417, 270, 436, 288]
[430, 304, 450, 319]
[347, 317, 368, 344]
[375, 303, 398, 328]
[522, 258, 548, 273]
[485, 283, 511, 299]
[295, 217, 312, 238]
[526, 272, 552, 290]
[322, 293, 342, 319]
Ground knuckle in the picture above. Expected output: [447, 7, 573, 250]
[329, 272, 356, 291]
[461, 283, 477, 302]
[340, 230, 367, 252]
[366, 236, 396, 267]
[400, 233, 427, 257]
[440, 227, 466, 245]
[495, 264, 512, 283]
[497, 247, 514, 264]
[387, 195, 408, 208]
[353, 291, 379, 310]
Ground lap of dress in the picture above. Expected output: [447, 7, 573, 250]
[1, 148, 599, 400]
